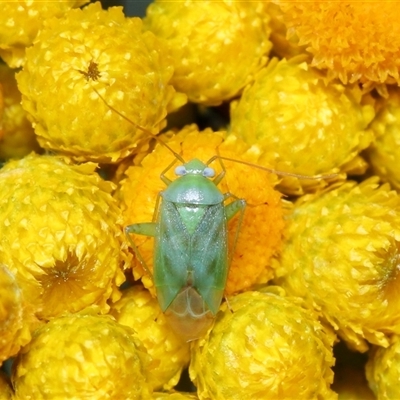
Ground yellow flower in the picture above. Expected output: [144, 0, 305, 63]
[16, 2, 186, 163]
[367, 87, 400, 190]
[0, 63, 40, 160]
[276, 0, 400, 86]
[144, 0, 271, 106]
[0, 154, 129, 320]
[12, 313, 152, 399]
[190, 288, 336, 400]
[0, 264, 36, 364]
[118, 125, 284, 297]
[229, 56, 375, 195]
[262, 2, 307, 60]
[0, 370, 13, 400]
[109, 285, 191, 391]
[366, 336, 400, 399]
[275, 177, 400, 352]
[0, 0, 88, 68]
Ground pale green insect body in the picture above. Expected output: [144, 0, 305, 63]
[126, 158, 245, 342]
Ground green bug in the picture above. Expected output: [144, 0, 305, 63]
[92, 87, 337, 342]
[123, 148, 331, 342]
[126, 155, 246, 341]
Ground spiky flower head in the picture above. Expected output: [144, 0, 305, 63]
[366, 336, 400, 400]
[229, 56, 375, 195]
[367, 87, 400, 190]
[275, 0, 400, 87]
[263, 2, 307, 60]
[118, 124, 284, 297]
[0, 264, 35, 364]
[0, 63, 40, 160]
[275, 177, 400, 352]
[144, 0, 272, 105]
[12, 313, 152, 399]
[16, 2, 186, 163]
[189, 288, 336, 400]
[0, 154, 129, 320]
[110, 285, 191, 391]
[0, 0, 88, 68]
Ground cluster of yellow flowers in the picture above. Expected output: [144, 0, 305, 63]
[1, 0, 400, 398]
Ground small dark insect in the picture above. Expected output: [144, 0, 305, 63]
[78, 60, 101, 81]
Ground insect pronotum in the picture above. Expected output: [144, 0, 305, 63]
[93, 87, 336, 342]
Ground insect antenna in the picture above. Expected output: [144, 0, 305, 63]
[207, 153, 339, 181]
[92, 86, 337, 181]
[91, 86, 186, 164]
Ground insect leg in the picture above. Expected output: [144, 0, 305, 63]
[221, 195, 246, 311]
[224, 295, 234, 314]
[224, 194, 246, 265]
[224, 195, 246, 221]
[125, 222, 156, 236]
[125, 191, 164, 279]
[209, 151, 226, 186]
[160, 157, 180, 186]
[125, 223, 156, 279]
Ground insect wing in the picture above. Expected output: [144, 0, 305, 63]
[154, 200, 228, 316]
[190, 203, 228, 315]
[154, 199, 191, 312]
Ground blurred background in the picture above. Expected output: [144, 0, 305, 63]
[101, 0, 152, 16]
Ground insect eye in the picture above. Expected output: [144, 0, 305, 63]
[203, 167, 215, 178]
[175, 165, 187, 176]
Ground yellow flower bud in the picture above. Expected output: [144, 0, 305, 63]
[262, 2, 307, 60]
[366, 336, 400, 399]
[277, 1, 400, 86]
[190, 288, 336, 399]
[367, 87, 400, 190]
[110, 285, 190, 391]
[0, 0, 88, 68]
[144, 0, 271, 105]
[276, 177, 400, 351]
[0, 64, 40, 160]
[229, 57, 375, 195]
[12, 313, 152, 399]
[0, 154, 129, 319]
[16, 2, 186, 163]
[0, 264, 35, 364]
